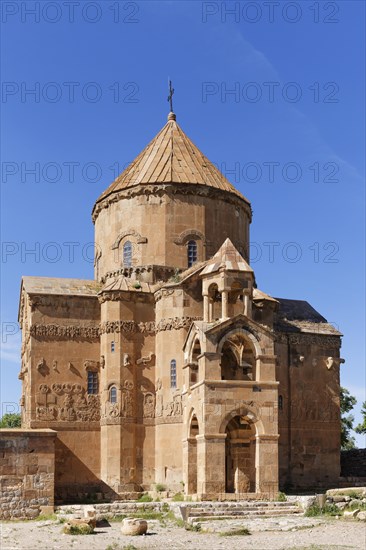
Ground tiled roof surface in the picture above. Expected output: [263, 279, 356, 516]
[275, 298, 342, 336]
[100, 275, 155, 294]
[253, 288, 278, 303]
[96, 113, 249, 204]
[21, 276, 100, 296]
[201, 238, 253, 276]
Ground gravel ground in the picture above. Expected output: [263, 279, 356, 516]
[0, 516, 365, 550]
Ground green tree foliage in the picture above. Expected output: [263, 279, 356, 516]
[340, 387, 357, 450]
[0, 413, 21, 428]
[355, 401, 366, 435]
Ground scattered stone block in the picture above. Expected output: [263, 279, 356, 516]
[63, 517, 95, 534]
[356, 511, 366, 521]
[40, 505, 54, 515]
[332, 496, 346, 503]
[121, 517, 148, 536]
[344, 509, 360, 519]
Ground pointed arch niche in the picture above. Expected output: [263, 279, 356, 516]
[219, 331, 256, 381]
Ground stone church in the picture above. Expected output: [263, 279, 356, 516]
[18, 110, 343, 502]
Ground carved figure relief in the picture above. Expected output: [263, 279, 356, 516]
[155, 378, 163, 417]
[165, 394, 182, 417]
[102, 380, 134, 419]
[35, 383, 100, 422]
[121, 380, 134, 417]
[143, 393, 155, 418]
[136, 352, 154, 366]
[123, 354, 131, 367]
[290, 389, 338, 422]
[37, 358, 46, 372]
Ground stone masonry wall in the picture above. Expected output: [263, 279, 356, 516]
[0, 429, 56, 519]
[341, 449, 366, 477]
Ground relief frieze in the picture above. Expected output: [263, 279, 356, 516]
[35, 383, 100, 422]
[28, 317, 202, 340]
[30, 324, 100, 339]
[275, 332, 341, 348]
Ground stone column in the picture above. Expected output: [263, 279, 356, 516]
[221, 290, 229, 319]
[208, 299, 213, 322]
[203, 294, 209, 322]
[255, 434, 279, 497]
[243, 293, 249, 316]
[196, 434, 226, 499]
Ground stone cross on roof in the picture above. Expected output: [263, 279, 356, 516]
[167, 79, 174, 112]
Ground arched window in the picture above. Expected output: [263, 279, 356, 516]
[187, 240, 197, 268]
[123, 241, 132, 267]
[170, 359, 177, 389]
[278, 395, 283, 411]
[109, 386, 117, 403]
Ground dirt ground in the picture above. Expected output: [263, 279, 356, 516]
[0, 516, 365, 550]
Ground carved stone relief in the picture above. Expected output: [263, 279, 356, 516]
[30, 324, 100, 339]
[35, 383, 100, 422]
[136, 352, 154, 366]
[84, 359, 100, 372]
[111, 229, 148, 249]
[101, 380, 134, 419]
[276, 333, 341, 349]
[155, 378, 163, 417]
[290, 389, 338, 422]
[123, 354, 131, 367]
[99, 320, 155, 335]
[165, 393, 183, 417]
[174, 229, 206, 246]
[29, 318, 202, 340]
[155, 316, 201, 333]
[143, 393, 155, 418]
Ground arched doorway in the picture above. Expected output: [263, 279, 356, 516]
[187, 414, 199, 494]
[225, 415, 255, 494]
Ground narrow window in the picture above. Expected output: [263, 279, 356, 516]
[109, 386, 117, 403]
[111, 341, 115, 352]
[278, 395, 283, 411]
[170, 359, 177, 389]
[187, 240, 197, 267]
[123, 241, 132, 267]
[87, 371, 98, 395]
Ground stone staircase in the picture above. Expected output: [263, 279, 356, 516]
[178, 501, 303, 523]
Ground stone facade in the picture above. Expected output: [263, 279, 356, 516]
[16, 111, 343, 501]
[0, 429, 56, 519]
[341, 449, 366, 478]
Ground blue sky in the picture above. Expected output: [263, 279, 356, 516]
[1, 1, 365, 445]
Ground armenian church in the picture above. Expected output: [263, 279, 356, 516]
[18, 108, 343, 502]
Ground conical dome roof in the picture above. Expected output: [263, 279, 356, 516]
[95, 112, 249, 205]
[201, 238, 253, 275]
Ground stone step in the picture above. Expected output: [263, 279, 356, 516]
[188, 507, 301, 517]
[187, 502, 298, 511]
[185, 504, 300, 514]
[189, 510, 303, 521]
